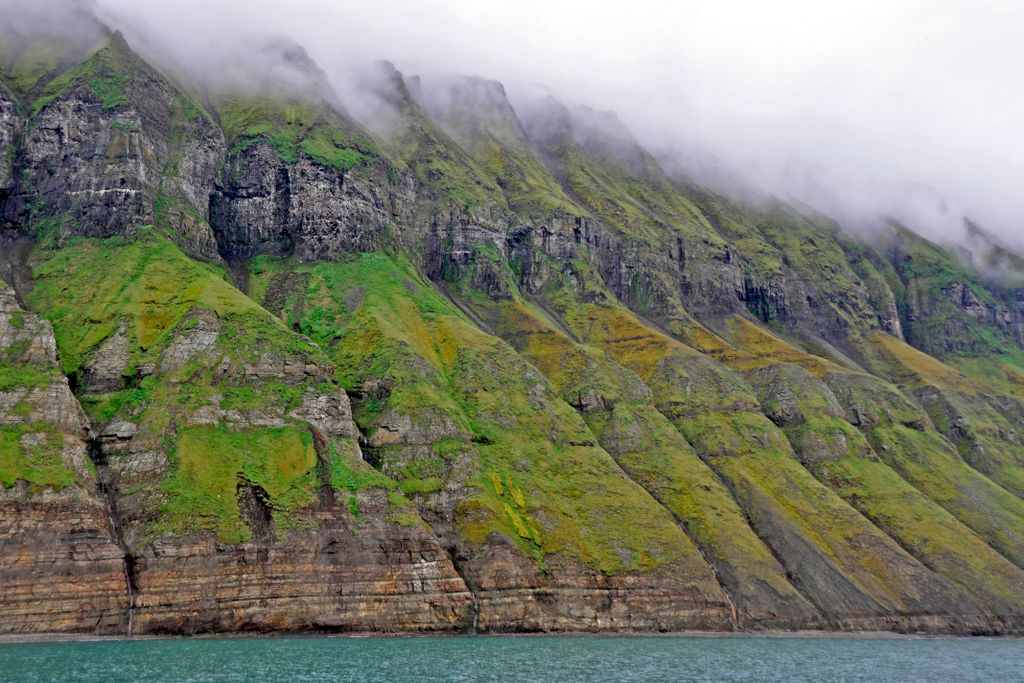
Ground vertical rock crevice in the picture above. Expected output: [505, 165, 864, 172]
[87, 437, 137, 636]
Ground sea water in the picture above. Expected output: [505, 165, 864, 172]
[1, 634, 1022, 682]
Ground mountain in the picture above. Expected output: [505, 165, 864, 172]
[2, 5, 1024, 636]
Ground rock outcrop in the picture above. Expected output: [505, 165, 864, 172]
[4, 32, 224, 259]
[0, 85, 20, 199]
[23, 238, 474, 634]
[0, 281, 129, 634]
[210, 140, 397, 261]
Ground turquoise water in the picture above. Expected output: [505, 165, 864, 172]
[1, 635, 1022, 682]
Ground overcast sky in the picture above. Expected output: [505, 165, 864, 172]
[95, 0, 1023, 245]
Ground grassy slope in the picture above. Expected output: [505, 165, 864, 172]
[0, 39, 68, 102]
[427, 83, 584, 218]
[861, 228, 1024, 498]
[0, 25, 108, 106]
[719, 317, 1024, 608]
[27, 34, 141, 118]
[0, 422, 72, 490]
[0, 284, 76, 491]
[26, 230, 415, 545]
[878, 226, 1024, 401]
[859, 332, 1024, 500]
[531, 259, 966, 617]
[245, 251, 723, 582]
[449, 273, 815, 622]
[464, 123, 581, 218]
[519, 102, 1024, 602]
[215, 95, 376, 172]
[376, 75, 503, 210]
[535, 110, 722, 249]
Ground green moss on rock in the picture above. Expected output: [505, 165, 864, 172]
[0, 423, 73, 491]
[247, 252, 716, 577]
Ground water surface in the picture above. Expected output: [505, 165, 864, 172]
[2, 634, 1022, 682]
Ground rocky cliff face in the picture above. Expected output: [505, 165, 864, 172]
[210, 140, 398, 261]
[21, 234, 474, 635]
[2, 13, 1024, 637]
[0, 281, 129, 634]
[0, 85, 20, 198]
[4, 33, 224, 259]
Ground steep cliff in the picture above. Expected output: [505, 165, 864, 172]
[23, 232, 472, 634]
[4, 32, 224, 259]
[0, 280, 128, 634]
[2, 10, 1024, 637]
[208, 43, 398, 263]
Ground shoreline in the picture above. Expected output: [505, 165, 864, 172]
[2, 629, 1021, 645]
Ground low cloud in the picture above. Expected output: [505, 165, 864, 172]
[12, 0, 1024, 250]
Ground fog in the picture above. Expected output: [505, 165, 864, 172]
[26, 1, 1024, 248]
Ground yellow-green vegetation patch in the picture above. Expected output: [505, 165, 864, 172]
[540, 277, 947, 608]
[159, 426, 318, 543]
[861, 332, 1024, 499]
[252, 252, 709, 575]
[865, 422, 1024, 567]
[706, 312, 1021, 604]
[823, 369, 1024, 567]
[460, 294, 807, 607]
[218, 96, 310, 160]
[866, 332, 982, 395]
[6, 40, 66, 98]
[951, 351, 1024, 399]
[0, 362, 57, 391]
[29, 36, 135, 116]
[299, 127, 366, 171]
[724, 317, 835, 377]
[28, 230, 263, 375]
[0, 423, 73, 490]
[325, 440, 406, 520]
[217, 96, 375, 169]
[537, 268, 759, 418]
[537, 124, 721, 247]
[712, 446, 921, 611]
[782, 414, 871, 462]
[587, 402, 804, 603]
[813, 454, 1024, 608]
[677, 410, 789, 460]
[444, 109, 584, 218]
[383, 90, 502, 210]
[756, 207, 872, 307]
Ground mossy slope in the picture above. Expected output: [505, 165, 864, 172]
[0, 281, 81, 491]
[364, 65, 503, 211]
[861, 331, 1024, 500]
[528, 101, 709, 242]
[215, 94, 376, 172]
[446, 269, 818, 626]
[25, 230, 422, 547]
[245, 251, 727, 592]
[421, 77, 584, 218]
[0, 7, 108, 104]
[720, 316, 1024, 611]
[530, 260, 973, 620]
